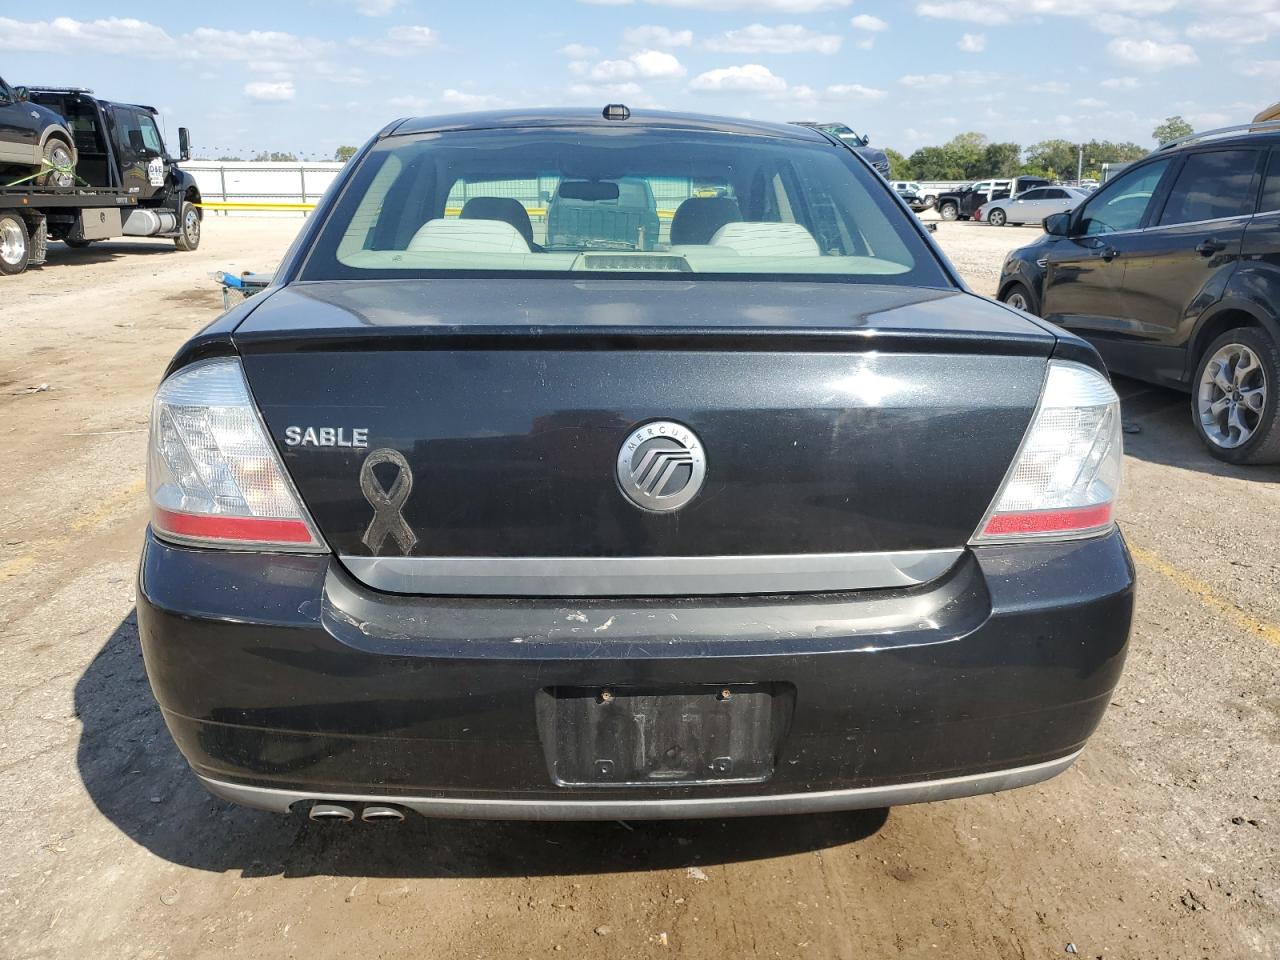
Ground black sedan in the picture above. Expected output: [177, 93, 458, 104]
[138, 108, 1133, 822]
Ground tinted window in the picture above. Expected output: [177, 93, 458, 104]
[1258, 149, 1280, 214]
[1045, 189, 1069, 200]
[1158, 150, 1259, 225]
[304, 127, 948, 286]
[137, 113, 164, 154]
[1078, 158, 1173, 236]
[1016, 189, 1046, 200]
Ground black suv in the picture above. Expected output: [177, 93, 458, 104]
[998, 123, 1280, 464]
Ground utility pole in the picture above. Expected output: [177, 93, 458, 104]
[1077, 144, 1084, 184]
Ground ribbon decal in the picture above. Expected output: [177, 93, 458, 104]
[359, 448, 418, 555]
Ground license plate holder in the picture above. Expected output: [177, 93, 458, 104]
[540, 684, 787, 787]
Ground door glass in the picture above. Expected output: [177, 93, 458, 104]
[1017, 189, 1044, 200]
[112, 107, 143, 160]
[1258, 150, 1280, 214]
[137, 113, 164, 154]
[1158, 150, 1259, 225]
[1077, 159, 1172, 235]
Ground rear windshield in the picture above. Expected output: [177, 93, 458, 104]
[301, 126, 949, 285]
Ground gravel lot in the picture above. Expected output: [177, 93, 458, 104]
[1, 219, 1276, 959]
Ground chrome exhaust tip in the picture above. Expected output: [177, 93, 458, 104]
[308, 802, 356, 822]
[360, 804, 406, 823]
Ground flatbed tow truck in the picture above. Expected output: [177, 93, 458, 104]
[0, 86, 200, 276]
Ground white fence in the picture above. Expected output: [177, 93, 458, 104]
[185, 160, 345, 215]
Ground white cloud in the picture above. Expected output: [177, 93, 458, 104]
[850, 14, 888, 31]
[958, 32, 985, 52]
[244, 80, 295, 102]
[1107, 37, 1198, 70]
[1238, 59, 1280, 77]
[899, 72, 952, 88]
[1029, 80, 1070, 93]
[825, 83, 887, 100]
[1077, 97, 1106, 108]
[0, 15, 174, 53]
[568, 81, 651, 104]
[901, 70, 1000, 88]
[648, 0, 850, 10]
[1093, 13, 1176, 41]
[0, 16, 336, 65]
[689, 63, 788, 93]
[624, 25, 693, 47]
[559, 42, 600, 58]
[441, 89, 505, 108]
[352, 0, 401, 14]
[631, 49, 686, 77]
[1186, 17, 1274, 44]
[586, 49, 685, 80]
[388, 94, 431, 112]
[350, 25, 439, 57]
[1100, 76, 1141, 89]
[916, 2, 1009, 24]
[706, 24, 841, 53]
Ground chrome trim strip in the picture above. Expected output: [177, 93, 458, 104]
[198, 750, 1082, 820]
[338, 549, 964, 596]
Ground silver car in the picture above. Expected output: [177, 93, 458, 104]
[979, 186, 1090, 227]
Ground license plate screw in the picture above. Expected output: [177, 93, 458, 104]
[718, 688, 732, 701]
[594, 759, 615, 777]
[711, 757, 733, 775]
[599, 690, 614, 703]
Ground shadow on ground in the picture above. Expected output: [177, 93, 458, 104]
[76, 611, 888, 879]
[1114, 375, 1280, 483]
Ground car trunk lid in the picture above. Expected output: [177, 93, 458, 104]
[235, 279, 1053, 594]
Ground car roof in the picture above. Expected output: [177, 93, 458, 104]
[389, 108, 831, 143]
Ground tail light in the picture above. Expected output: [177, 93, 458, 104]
[147, 358, 326, 551]
[971, 360, 1122, 543]
[974, 206, 984, 221]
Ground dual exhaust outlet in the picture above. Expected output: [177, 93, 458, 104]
[308, 802, 407, 823]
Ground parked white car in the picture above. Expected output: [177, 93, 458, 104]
[976, 186, 1091, 227]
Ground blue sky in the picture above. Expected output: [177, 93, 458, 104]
[0, 1, 1274, 159]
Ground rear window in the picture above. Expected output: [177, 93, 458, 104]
[301, 126, 948, 285]
[1158, 149, 1260, 226]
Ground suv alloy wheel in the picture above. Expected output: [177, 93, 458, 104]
[938, 201, 958, 221]
[1193, 328, 1280, 465]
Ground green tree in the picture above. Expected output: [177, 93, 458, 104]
[883, 147, 911, 180]
[216, 155, 244, 162]
[983, 141, 1022, 177]
[1152, 115, 1193, 145]
[251, 151, 299, 162]
[334, 145, 358, 162]
[1024, 139, 1078, 179]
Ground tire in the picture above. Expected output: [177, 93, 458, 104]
[988, 208, 1007, 227]
[939, 202, 958, 221]
[36, 137, 75, 188]
[174, 200, 201, 251]
[1191, 327, 1280, 465]
[64, 238, 93, 249]
[0, 212, 30, 275]
[1000, 281, 1038, 316]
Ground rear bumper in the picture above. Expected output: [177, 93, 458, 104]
[198, 751, 1081, 820]
[137, 530, 1134, 818]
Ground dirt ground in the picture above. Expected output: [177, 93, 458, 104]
[0, 219, 1276, 960]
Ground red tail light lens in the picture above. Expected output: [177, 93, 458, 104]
[147, 359, 326, 552]
[972, 361, 1123, 543]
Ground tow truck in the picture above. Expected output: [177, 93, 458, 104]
[0, 86, 200, 276]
